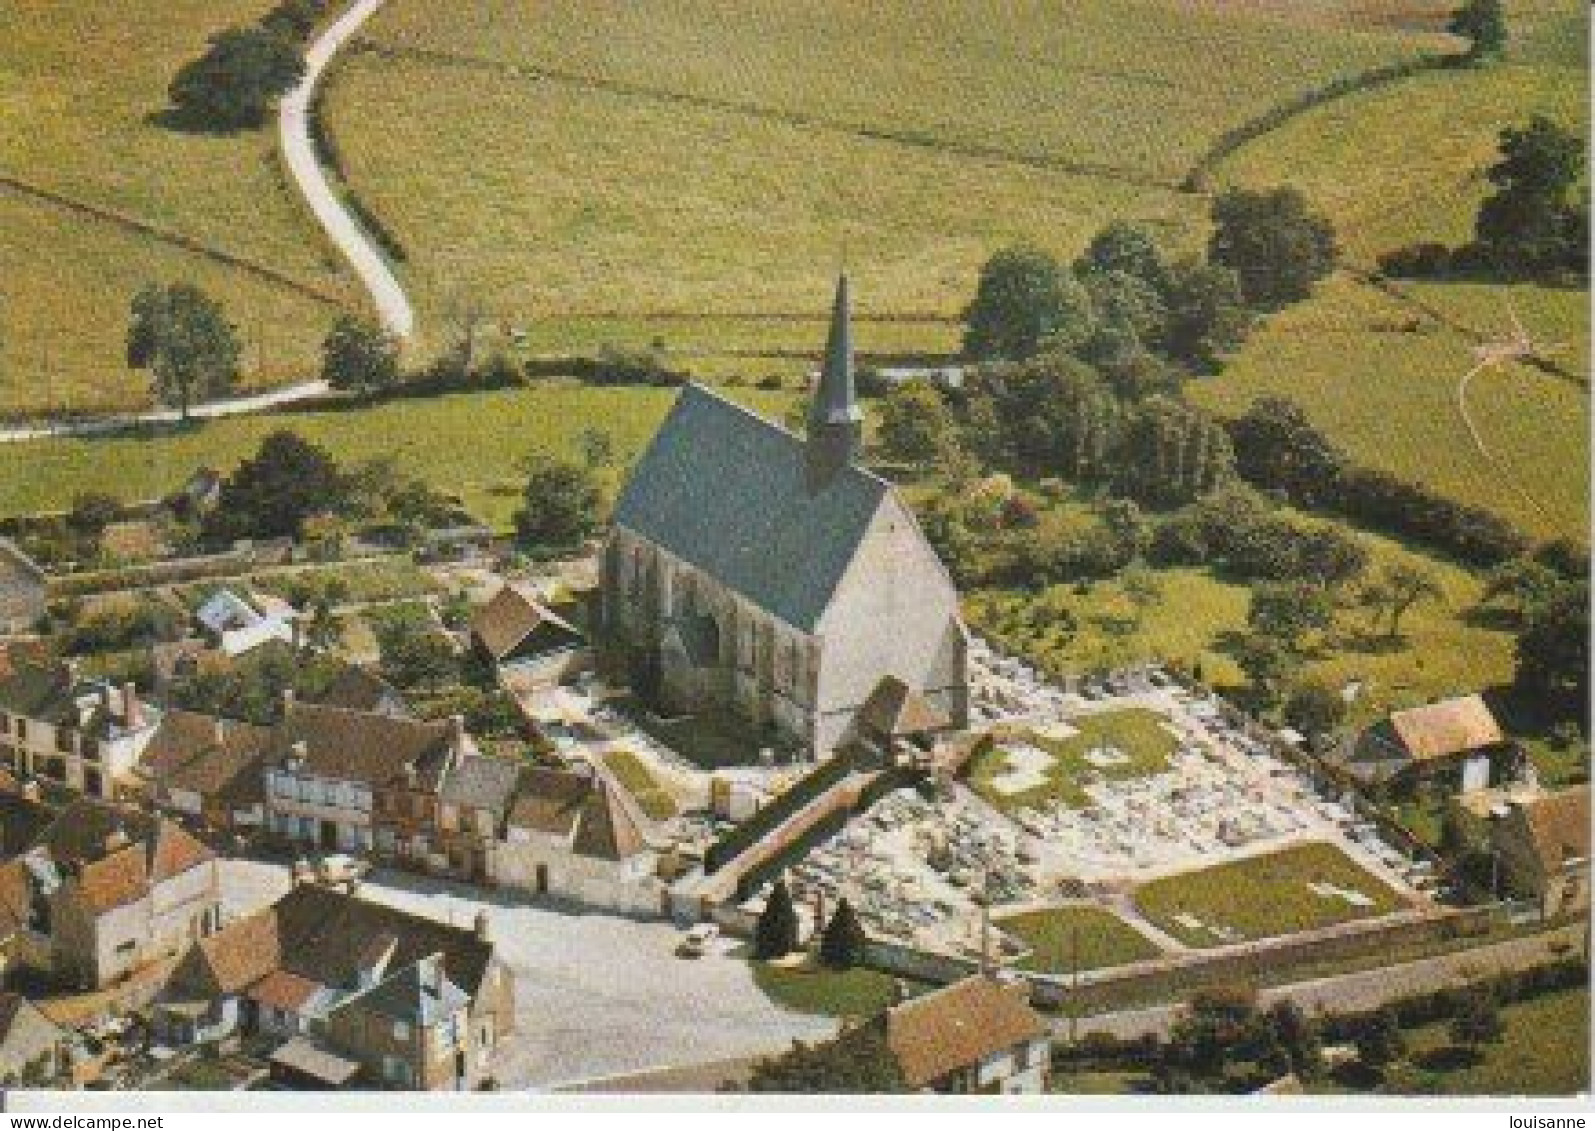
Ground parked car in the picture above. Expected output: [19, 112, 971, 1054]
[676, 922, 719, 958]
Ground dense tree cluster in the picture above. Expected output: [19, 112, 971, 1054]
[1208, 188, 1339, 311]
[513, 453, 603, 550]
[741, 1025, 907, 1093]
[1379, 115, 1587, 282]
[962, 215, 1254, 376]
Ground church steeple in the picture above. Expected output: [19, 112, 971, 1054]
[806, 272, 863, 488]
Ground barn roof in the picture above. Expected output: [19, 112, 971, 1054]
[1389, 695, 1505, 762]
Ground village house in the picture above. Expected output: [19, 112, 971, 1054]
[861, 973, 1050, 1094]
[0, 992, 65, 1085]
[0, 541, 46, 637]
[469, 583, 588, 688]
[601, 275, 969, 758]
[138, 709, 272, 835]
[0, 795, 220, 990]
[157, 882, 514, 1091]
[263, 694, 475, 866]
[436, 756, 521, 883]
[314, 663, 413, 718]
[0, 660, 160, 800]
[488, 765, 661, 914]
[1345, 694, 1519, 793]
[194, 588, 298, 658]
[1489, 784, 1589, 918]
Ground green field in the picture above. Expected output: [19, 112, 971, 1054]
[1189, 275, 1589, 542]
[0, 383, 794, 528]
[317, 0, 1448, 357]
[968, 708, 1180, 810]
[999, 905, 1165, 973]
[1199, 0, 1589, 542]
[1133, 842, 1407, 947]
[0, 0, 359, 417]
[1389, 986, 1590, 1096]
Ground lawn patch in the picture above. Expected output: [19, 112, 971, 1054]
[602, 748, 677, 821]
[751, 958, 903, 1018]
[1134, 841, 1405, 947]
[968, 708, 1180, 811]
[999, 904, 1164, 974]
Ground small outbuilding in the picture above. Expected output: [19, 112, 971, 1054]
[1345, 694, 1516, 793]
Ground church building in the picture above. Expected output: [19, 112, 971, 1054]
[600, 275, 969, 757]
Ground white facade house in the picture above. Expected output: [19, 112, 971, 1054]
[0, 664, 160, 800]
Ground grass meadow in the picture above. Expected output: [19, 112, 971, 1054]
[968, 708, 1180, 810]
[318, 0, 1449, 356]
[0, 383, 794, 528]
[0, 0, 359, 415]
[1200, 0, 1588, 541]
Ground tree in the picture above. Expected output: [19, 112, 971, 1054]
[1117, 395, 1235, 506]
[1448, 0, 1507, 62]
[1362, 561, 1443, 640]
[260, 0, 330, 43]
[513, 453, 602, 549]
[1208, 187, 1339, 310]
[1075, 221, 1170, 292]
[968, 353, 1122, 478]
[1449, 986, 1505, 1053]
[1355, 1006, 1407, 1073]
[576, 426, 615, 470]
[167, 27, 305, 130]
[743, 1026, 907, 1093]
[208, 430, 345, 541]
[1481, 555, 1562, 623]
[818, 898, 869, 969]
[1475, 116, 1586, 277]
[1283, 681, 1346, 740]
[962, 245, 1094, 361]
[66, 492, 122, 541]
[1162, 257, 1251, 371]
[127, 283, 242, 419]
[1514, 579, 1589, 712]
[1227, 397, 1346, 507]
[321, 315, 400, 396]
[1233, 632, 1288, 706]
[374, 609, 460, 691]
[876, 380, 956, 466]
[1264, 1001, 1324, 1081]
[754, 878, 800, 960]
[1248, 581, 1334, 653]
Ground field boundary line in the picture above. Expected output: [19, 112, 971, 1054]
[349, 40, 1187, 195]
[0, 173, 348, 309]
[1182, 50, 1458, 191]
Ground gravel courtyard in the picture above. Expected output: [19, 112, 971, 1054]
[220, 859, 833, 1090]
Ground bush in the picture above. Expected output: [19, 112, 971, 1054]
[167, 27, 304, 131]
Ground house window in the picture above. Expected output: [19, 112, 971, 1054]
[393, 1021, 410, 1042]
[1015, 1042, 1032, 1072]
[115, 939, 136, 955]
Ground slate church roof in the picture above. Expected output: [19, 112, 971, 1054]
[612, 384, 890, 633]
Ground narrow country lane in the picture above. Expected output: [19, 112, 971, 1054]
[280, 0, 415, 339]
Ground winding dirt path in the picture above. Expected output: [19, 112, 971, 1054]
[280, 0, 415, 339]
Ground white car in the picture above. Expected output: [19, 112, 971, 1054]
[676, 922, 719, 958]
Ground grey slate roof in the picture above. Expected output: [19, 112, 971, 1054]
[339, 954, 469, 1027]
[611, 384, 889, 633]
[439, 756, 520, 816]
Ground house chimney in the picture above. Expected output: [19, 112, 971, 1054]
[449, 714, 468, 754]
[290, 740, 308, 771]
[122, 683, 142, 729]
[104, 826, 130, 853]
[474, 910, 490, 942]
[21, 780, 40, 803]
[292, 857, 314, 886]
[213, 715, 228, 745]
[281, 688, 296, 716]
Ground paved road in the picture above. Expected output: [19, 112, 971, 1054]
[280, 0, 415, 339]
[0, 381, 331, 444]
[1070, 921, 1587, 1040]
[220, 859, 832, 1090]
